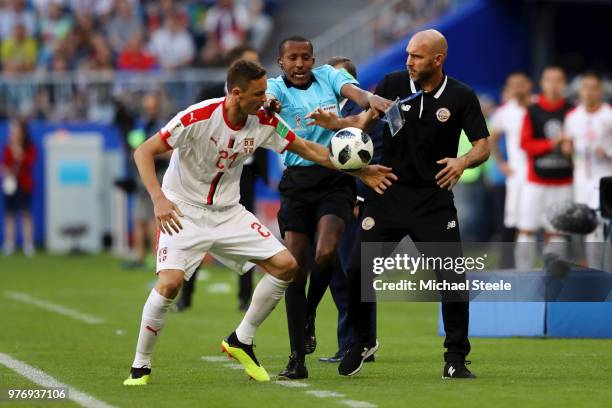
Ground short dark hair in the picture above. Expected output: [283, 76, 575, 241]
[227, 44, 257, 65]
[581, 71, 603, 83]
[278, 35, 313, 56]
[507, 71, 530, 81]
[327, 56, 357, 78]
[541, 65, 566, 79]
[226, 60, 267, 91]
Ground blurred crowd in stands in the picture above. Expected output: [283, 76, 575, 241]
[372, 0, 453, 50]
[0, 0, 277, 73]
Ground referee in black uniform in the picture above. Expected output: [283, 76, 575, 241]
[307, 29, 490, 379]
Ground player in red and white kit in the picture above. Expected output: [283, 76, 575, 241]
[123, 60, 396, 385]
[564, 72, 612, 268]
[516, 67, 574, 270]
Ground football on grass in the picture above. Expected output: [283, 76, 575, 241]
[328, 127, 374, 171]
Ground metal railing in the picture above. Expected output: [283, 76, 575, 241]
[0, 69, 228, 122]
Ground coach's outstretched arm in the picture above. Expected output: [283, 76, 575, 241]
[286, 135, 397, 194]
[133, 133, 184, 235]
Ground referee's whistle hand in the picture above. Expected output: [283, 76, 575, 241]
[435, 157, 465, 190]
[357, 164, 398, 195]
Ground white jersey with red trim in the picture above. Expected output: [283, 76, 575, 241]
[490, 98, 528, 177]
[159, 97, 295, 209]
[565, 103, 612, 207]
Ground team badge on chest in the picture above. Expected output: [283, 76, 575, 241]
[436, 107, 451, 122]
[244, 137, 255, 154]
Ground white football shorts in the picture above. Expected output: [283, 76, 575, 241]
[155, 194, 286, 280]
[517, 182, 573, 232]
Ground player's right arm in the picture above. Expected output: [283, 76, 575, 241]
[286, 136, 397, 194]
[133, 133, 184, 235]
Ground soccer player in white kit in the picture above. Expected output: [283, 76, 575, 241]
[123, 60, 397, 385]
[489, 72, 533, 234]
[564, 72, 612, 268]
[516, 67, 574, 270]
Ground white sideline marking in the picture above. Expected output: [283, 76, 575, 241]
[0, 353, 116, 408]
[201, 355, 376, 407]
[4, 291, 105, 325]
[274, 380, 309, 388]
[306, 390, 346, 398]
[339, 400, 377, 408]
[201, 356, 228, 363]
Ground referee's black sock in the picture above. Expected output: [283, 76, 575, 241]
[306, 260, 336, 317]
[285, 282, 307, 360]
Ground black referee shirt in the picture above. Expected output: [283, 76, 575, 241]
[374, 71, 489, 188]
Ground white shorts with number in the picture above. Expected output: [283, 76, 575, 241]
[517, 182, 573, 232]
[156, 195, 286, 281]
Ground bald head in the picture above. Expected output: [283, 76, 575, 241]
[406, 30, 448, 87]
[411, 29, 448, 56]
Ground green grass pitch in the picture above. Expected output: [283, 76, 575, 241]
[1, 254, 611, 407]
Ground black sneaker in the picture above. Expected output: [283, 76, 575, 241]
[364, 354, 375, 363]
[442, 361, 476, 379]
[319, 350, 345, 363]
[304, 315, 316, 355]
[278, 352, 308, 380]
[338, 339, 379, 376]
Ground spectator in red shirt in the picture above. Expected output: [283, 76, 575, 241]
[2, 119, 36, 256]
[117, 30, 158, 71]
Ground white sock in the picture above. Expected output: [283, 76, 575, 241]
[515, 233, 537, 271]
[235, 273, 289, 345]
[131, 289, 173, 368]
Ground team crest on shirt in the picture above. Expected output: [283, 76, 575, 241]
[158, 247, 167, 263]
[244, 138, 255, 154]
[362, 217, 375, 230]
[436, 108, 451, 122]
[295, 115, 303, 130]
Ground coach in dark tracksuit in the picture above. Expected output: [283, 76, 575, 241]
[308, 30, 490, 379]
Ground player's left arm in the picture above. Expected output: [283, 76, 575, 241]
[286, 136, 397, 194]
[435, 90, 491, 190]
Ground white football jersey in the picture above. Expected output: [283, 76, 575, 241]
[159, 97, 295, 208]
[565, 103, 612, 207]
[490, 98, 528, 177]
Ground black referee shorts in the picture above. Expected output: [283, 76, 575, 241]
[278, 165, 357, 239]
